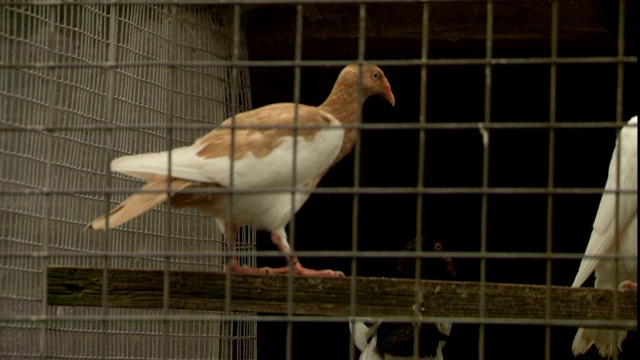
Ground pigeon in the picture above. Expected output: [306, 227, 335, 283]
[571, 116, 638, 358]
[87, 64, 395, 277]
[350, 239, 456, 359]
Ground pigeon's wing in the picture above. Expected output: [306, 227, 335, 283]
[571, 117, 638, 359]
[111, 103, 344, 189]
[572, 117, 638, 288]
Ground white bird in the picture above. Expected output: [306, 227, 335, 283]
[350, 240, 455, 360]
[87, 64, 395, 277]
[572, 116, 638, 358]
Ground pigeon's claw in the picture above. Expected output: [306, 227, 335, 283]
[226, 264, 274, 275]
[291, 261, 344, 277]
[296, 267, 345, 277]
[250, 263, 345, 277]
[226, 262, 344, 277]
[618, 280, 638, 291]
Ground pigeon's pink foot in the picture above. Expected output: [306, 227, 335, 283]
[225, 262, 276, 275]
[293, 264, 345, 277]
[618, 280, 638, 291]
[225, 263, 344, 277]
[260, 262, 345, 277]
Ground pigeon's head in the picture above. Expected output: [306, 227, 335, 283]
[432, 241, 457, 278]
[340, 64, 395, 107]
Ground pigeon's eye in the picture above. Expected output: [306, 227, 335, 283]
[433, 242, 443, 251]
[371, 72, 379, 80]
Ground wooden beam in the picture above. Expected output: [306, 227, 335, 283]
[48, 266, 636, 328]
[244, 0, 630, 57]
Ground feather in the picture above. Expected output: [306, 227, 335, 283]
[572, 116, 638, 358]
[86, 176, 192, 230]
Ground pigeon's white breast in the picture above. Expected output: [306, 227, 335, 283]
[192, 191, 311, 230]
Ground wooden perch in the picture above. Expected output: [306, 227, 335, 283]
[48, 266, 636, 328]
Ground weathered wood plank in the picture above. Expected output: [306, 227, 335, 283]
[48, 266, 636, 327]
[244, 0, 633, 57]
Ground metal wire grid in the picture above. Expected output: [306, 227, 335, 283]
[0, 1, 636, 360]
[1, 3, 255, 360]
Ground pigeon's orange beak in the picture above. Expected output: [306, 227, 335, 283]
[383, 78, 395, 107]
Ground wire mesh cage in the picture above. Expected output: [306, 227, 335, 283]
[1, 1, 638, 360]
[1, 3, 255, 360]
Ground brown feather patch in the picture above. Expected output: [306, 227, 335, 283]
[195, 103, 333, 160]
[170, 182, 224, 209]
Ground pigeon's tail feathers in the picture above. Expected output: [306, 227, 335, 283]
[435, 322, 452, 338]
[86, 177, 192, 230]
[110, 145, 211, 183]
[433, 343, 446, 360]
[350, 319, 383, 360]
[351, 321, 370, 353]
[359, 335, 381, 360]
[572, 230, 609, 287]
[572, 327, 627, 358]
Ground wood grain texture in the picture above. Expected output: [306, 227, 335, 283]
[48, 266, 636, 328]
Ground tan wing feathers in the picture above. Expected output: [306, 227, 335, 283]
[170, 182, 224, 209]
[86, 177, 192, 230]
[194, 103, 334, 160]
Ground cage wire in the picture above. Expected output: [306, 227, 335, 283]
[1, 3, 256, 360]
[1, 1, 638, 360]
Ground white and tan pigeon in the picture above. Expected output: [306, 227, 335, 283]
[87, 64, 395, 277]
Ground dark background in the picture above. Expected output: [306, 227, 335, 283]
[240, 1, 637, 359]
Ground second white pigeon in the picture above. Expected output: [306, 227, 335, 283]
[571, 116, 638, 358]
